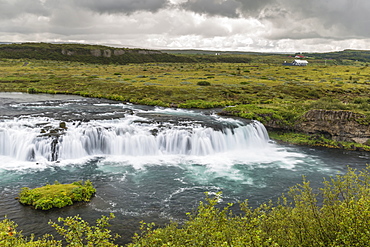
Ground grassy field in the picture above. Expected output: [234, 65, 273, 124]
[1, 58, 369, 106]
[0, 57, 369, 150]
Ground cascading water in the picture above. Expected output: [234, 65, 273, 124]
[0, 115, 270, 162]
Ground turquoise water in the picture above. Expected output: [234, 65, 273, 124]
[0, 93, 368, 245]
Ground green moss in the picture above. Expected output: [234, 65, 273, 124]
[18, 180, 96, 210]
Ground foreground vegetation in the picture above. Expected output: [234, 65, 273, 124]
[2, 166, 370, 246]
[19, 180, 96, 210]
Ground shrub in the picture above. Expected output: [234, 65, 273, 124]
[0, 217, 60, 246]
[129, 166, 370, 246]
[0, 214, 118, 247]
[49, 214, 119, 247]
[19, 180, 96, 210]
[197, 81, 211, 86]
[4, 167, 370, 246]
[27, 87, 38, 94]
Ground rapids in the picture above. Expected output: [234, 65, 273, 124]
[0, 93, 368, 245]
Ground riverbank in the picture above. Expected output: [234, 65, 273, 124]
[269, 131, 370, 152]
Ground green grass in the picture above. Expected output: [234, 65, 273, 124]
[0, 59, 368, 107]
[18, 180, 96, 210]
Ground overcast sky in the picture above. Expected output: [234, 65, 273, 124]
[1, 0, 370, 52]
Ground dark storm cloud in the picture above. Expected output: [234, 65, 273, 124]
[75, 0, 168, 14]
[180, 0, 242, 18]
[179, 0, 276, 17]
[1, 0, 369, 51]
[179, 0, 370, 39]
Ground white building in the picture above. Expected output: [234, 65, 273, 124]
[292, 60, 308, 66]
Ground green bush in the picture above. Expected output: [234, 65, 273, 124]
[19, 180, 96, 210]
[3, 167, 370, 246]
[0, 214, 118, 247]
[49, 214, 119, 246]
[197, 81, 211, 86]
[0, 217, 60, 247]
[27, 87, 39, 94]
[129, 166, 370, 246]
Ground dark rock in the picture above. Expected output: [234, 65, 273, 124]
[59, 122, 67, 129]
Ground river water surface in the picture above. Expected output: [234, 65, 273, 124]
[0, 92, 368, 245]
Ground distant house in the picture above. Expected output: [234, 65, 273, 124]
[292, 60, 308, 66]
[282, 59, 308, 66]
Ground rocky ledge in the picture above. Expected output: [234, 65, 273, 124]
[295, 110, 370, 144]
[264, 109, 370, 145]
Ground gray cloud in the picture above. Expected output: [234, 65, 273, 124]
[0, 0, 49, 19]
[75, 0, 168, 14]
[180, 0, 242, 18]
[0, 0, 369, 52]
[178, 0, 370, 39]
[245, 0, 370, 39]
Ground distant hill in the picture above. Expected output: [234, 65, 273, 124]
[161, 49, 290, 56]
[163, 48, 370, 63]
[0, 43, 193, 64]
[300, 50, 370, 63]
[0, 43, 253, 64]
[2, 43, 368, 64]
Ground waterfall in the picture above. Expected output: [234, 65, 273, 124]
[0, 116, 270, 163]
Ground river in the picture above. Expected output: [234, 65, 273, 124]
[0, 92, 368, 245]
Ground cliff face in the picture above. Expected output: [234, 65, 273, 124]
[63, 48, 161, 58]
[295, 110, 370, 144]
[262, 109, 370, 145]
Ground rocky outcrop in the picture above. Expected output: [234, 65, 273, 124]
[89, 48, 161, 57]
[39, 122, 68, 161]
[295, 110, 370, 144]
[90, 49, 102, 57]
[103, 49, 112, 57]
[61, 49, 75, 56]
[113, 50, 125, 56]
[260, 109, 370, 145]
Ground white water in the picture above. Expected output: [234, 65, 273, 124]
[0, 114, 273, 168]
